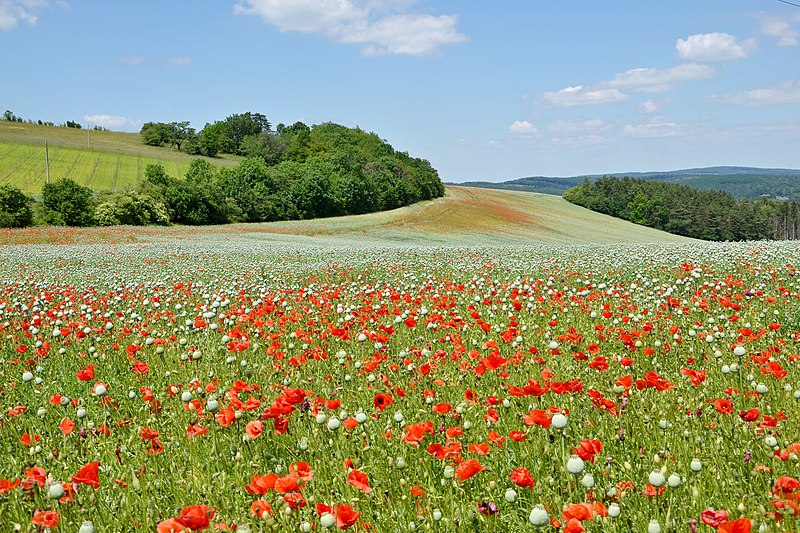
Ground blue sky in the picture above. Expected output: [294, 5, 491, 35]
[2, 1, 799, 181]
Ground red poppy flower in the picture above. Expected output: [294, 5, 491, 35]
[562, 502, 595, 521]
[0, 478, 20, 495]
[713, 399, 733, 415]
[334, 503, 361, 530]
[176, 504, 215, 530]
[509, 467, 535, 488]
[432, 402, 452, 415]
[373, 393, 393, 411]
[563, 518, 585, 533]
[32, 509, 60, 528]
[739, 408, 760, 422]
[60, 418, 76, 435]
[246, 420, 263, 439]
[288, 461, 314, 480]
[76, 364, 95, 381]
[283, 492, 307, 509]
[701, 508, 729, 528]
[347, 469, 372, 493]
[509, 430, 528, 442]
[718, 518, 752, 533]
[250, 500, 272, 518]
[455, 459, 483, 481]
[246, 474, 278, 495]
[72, 461, 100, 488]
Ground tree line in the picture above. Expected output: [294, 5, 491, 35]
[563, 176, 800, 241]
[0, 120, 444, 228]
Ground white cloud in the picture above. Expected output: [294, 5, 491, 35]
[539, 85, 628, 107]
[509, 120, 538, 136]
[168, 56, 192, 68]
[604, 63, 716, 93]
[0, 0, 55, 31]
[676, 32, 756, 62]
[623, 117, 687, 138]
[120, 55, 145, 65]
[83, 114, 142, 131]
[234, 0, 467, 56]
[640, 99, 661, 113]
[709, 79, 800, 106]
[760, 14, 800, 46]
[547, 118, 612, 134]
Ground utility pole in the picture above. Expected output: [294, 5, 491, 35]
[45, 139, 50, 184]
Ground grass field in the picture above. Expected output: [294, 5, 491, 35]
[0, 185, 695, 246]
[0, 122, 239, 193]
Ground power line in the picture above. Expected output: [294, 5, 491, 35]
[776, 0, 800, 8]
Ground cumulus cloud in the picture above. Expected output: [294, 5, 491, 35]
[539, 86, 628, 107]
[83, 114, 142, 131]
[640, 99, 662, 113]
[168, 56, 192, 68]
[709, 79, 800, 106]
[760, 14, 800, 46]
[623, 117, 687, 138]
[234, 0, 467, 56]
[509, 120, 538, 136]
[120, 55, 145, 65]
[603, 63, 716, 93]
[0, 0, 57, 31]
[676, 32, 756, 62]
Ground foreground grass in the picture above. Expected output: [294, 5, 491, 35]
[0, 238, 797, 532]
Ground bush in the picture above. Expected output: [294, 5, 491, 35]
[41, 178, 95, 227]
[0, 185, 34, 228]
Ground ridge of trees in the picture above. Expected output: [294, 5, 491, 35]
[0, 115, 445, 228]
[563, 176, 800, 241]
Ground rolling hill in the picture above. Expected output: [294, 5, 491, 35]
[0, 121, 239, 193]
[456, 166, 800, 200]
[1, 185, 695, 246]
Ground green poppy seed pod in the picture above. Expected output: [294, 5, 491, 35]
[733, 345, 746, 356]
[320, 513, 336, 528]
[566, 455, 584, 474]
[206, 399, 219, 413]
[433, 509, 443, 521]
[668, 473, 682, 487]
[48, 483, 64, 499]
[608, 503, 620, 518]
[504, 488, 518, 503]
[22, 371, 34, 382]
[78, 521, 95, 533]
[690, 459, 702, 472]
[529, 505, 549, 527]
[551, 413, 568, 429]
[648, 470, 666, 488]
[581, 473, 595, 489]
[648, 520, 661, 533]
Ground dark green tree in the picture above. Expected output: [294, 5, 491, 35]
[41, 178, 94, 226]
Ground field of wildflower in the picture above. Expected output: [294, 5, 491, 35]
[0, 237, 798, 532]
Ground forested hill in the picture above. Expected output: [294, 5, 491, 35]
[0, 112, 445, 227]
[456, 166, 800, 200]
[563, 176, 800, 241]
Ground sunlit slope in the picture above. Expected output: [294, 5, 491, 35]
[228, 186, 696, 245]
[0, 122, 238, 193]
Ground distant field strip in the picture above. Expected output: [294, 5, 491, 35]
[0, 140, 197, 193]
[0, 122, 239, 193]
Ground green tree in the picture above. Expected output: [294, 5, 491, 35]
[41, 178, 94, 226]
[0, 185, 33, 227]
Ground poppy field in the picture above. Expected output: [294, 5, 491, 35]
[0, 238, 799, 532]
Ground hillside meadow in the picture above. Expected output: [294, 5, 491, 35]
[0, 122, 238, 194]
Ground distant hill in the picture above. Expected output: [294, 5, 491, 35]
[454, 166, 800, 200]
